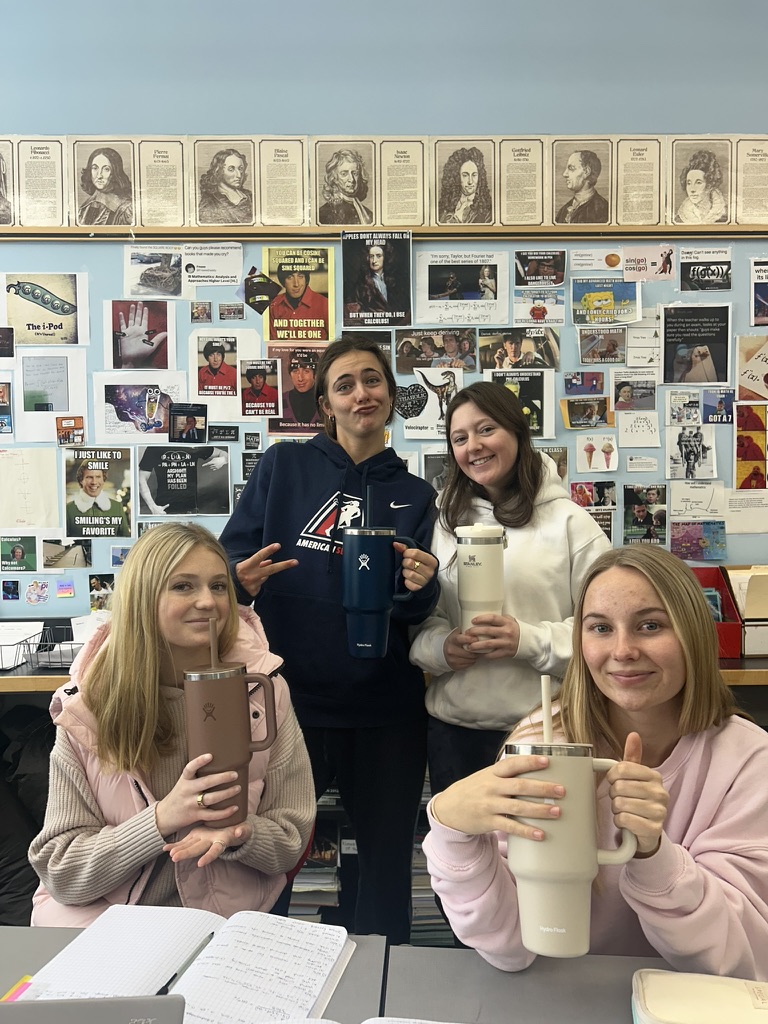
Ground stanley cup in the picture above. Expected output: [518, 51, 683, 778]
[504, 742, 637, 958]
[455, 524, 506, 633]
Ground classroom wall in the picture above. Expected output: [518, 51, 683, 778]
[1, 0, 767, 622]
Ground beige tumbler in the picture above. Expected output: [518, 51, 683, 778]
[504, 742, 637, 958]
[185, 663, 277, 829]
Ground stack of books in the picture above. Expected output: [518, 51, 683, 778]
[290, 820, 341, 913]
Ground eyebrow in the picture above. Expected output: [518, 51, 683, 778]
[583, 605, 667, 620]
[332, 367, 380, 386]
[168, 572, 228, 582]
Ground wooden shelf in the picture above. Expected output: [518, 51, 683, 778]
[4, 223, 768, 242]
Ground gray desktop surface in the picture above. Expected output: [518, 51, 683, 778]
[0, 926, 386, 1024]
[384, 945, 670, 1024]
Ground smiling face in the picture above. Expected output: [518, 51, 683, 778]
[81, 470, 106, 498]
[157, 546, 230, 660]
[685, 169, 707, 204]
[581, 566, 686, 726]
[336, 158, 360, 197]
[319, 350, 391, 454]
[449, 400, 519, 502]
[284, 272, 308, 300]
[90, 154, 113, 192]
[221, 155, 245, 189]
[459, 160, 479, 197]
[290, 362, 315, 393]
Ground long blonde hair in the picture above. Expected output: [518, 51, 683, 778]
[83, 523, 239, 774]
[555, 545, 743, 757]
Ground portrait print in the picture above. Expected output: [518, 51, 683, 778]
[552, 140, 612, 225]
[73, 140, 135, 227]
[0, 141, 14, 226]
[315, 141, 376, 226]
[671, 139, 732, 225]
[435, 140, 494, 226]
[194, 140, 256, 226]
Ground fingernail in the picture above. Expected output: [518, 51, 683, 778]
[536, 756, 548, 766]
[548, 806, 560, 817]
[553, 785, 565, 796]
[533, 830, 545, 840]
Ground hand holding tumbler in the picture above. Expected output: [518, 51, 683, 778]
[185, 662, 277, 829]
[504, 742, 637, 958]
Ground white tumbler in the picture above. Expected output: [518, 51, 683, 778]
[455, 524, 505, 633]
[504, 742, 637, 958]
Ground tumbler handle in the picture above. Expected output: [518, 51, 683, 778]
[393, 534, 418, 603]
[592, 757, 638, 864]
[245, 672, 278, 752]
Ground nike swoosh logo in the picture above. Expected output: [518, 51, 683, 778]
[390, 502, 412, 509]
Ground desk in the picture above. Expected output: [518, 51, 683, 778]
[384, 945, 667, 1024]
[0, 927, 386, 1024]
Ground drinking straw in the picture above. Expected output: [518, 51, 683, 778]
[541, 674, 553, 744]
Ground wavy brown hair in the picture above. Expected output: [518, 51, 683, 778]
[439, 381, 544, 534]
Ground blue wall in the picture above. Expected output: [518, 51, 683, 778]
[1, 0, 767, 620]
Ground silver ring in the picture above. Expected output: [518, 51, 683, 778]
[213, 839, 226, 850]
[197, 792, 206, 809]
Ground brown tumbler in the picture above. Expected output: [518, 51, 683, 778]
[184, 662, 277, 829]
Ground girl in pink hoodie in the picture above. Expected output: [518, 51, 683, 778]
[424, 545, 768, 980]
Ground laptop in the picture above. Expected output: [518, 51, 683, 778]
[0, 994, 185, 1024]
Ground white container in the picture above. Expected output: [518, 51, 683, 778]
[632, 969, 768, 1024]
[455, 524, 505, 633]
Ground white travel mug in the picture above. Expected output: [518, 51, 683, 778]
[504, 742, 637, 958]
[455, 524, 505, 633]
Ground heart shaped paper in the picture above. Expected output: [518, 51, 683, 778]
[395, 383, 428, 420]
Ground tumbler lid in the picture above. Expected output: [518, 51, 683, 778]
[183, 662, 247, 682]
[343, 528, 395, 537]
[455, 524, 504, 540]
[505, 742, 594, 757]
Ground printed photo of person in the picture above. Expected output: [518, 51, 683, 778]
[672, 142, 730, 225]
[553, 142, 611, 225]
[196, 144, 255, 225]
[64, 450, 132, 539]
[343, 233, 411, 326]
[317, 145, 375, 225]
[74, 143, 134, 227]
[197, 336, 238, 396]
[168, 403, 207, 444]
[267, 249, 331, 341]
[241, 361, 280, 417]
[0, 538, 36, 572]
[436, 143, 494, 225]
[0, 144, 13, 225]
[266, 344, 325, 435]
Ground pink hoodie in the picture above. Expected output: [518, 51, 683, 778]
[424, 715, 768, 981]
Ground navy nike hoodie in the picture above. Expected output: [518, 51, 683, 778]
[219, 432, 439, 728]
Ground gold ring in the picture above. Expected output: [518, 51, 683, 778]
[197, 792, 206, 809]
[414, 561, 421, 571]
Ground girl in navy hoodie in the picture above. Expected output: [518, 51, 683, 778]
[220, 335, 439, 943]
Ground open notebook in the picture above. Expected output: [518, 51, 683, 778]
[20, 905, 355, 1023]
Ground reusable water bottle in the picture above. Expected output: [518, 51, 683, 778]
[184, 663, 277, 829]
[455, 524, 506, 632]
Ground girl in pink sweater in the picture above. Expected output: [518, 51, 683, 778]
[424, 545, 768, 980]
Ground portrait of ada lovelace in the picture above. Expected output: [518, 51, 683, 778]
[437, 145, 493, 225]
[318, 148, 374, 225]
[197, 147, 254, 225]
[77, 146, 134, 226]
